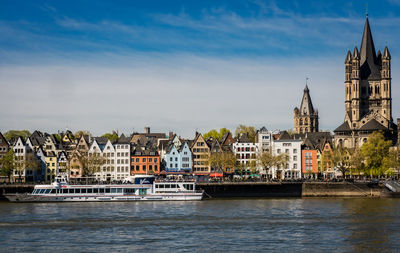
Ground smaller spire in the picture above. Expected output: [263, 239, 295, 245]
[383, 46, 391, 59]
[366, 3, 368, 18]
[345, 50, 352, 63]
[352, 46, 360, 59]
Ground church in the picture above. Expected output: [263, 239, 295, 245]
[293, 84, 319, 134]
[334, 15, 397, 149]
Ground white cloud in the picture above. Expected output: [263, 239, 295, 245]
[4, 53, 395, 138]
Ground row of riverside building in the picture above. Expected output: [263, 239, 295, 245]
[0, 127, 335, 183]
[1, 15, 400, 183]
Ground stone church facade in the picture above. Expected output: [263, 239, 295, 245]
[294, 85, 319, 134]
[334, 16, 397, 149]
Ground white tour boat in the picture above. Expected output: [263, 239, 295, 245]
[5, 175, 203, 202]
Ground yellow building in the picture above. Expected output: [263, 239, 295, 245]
[45, 152, 57, 182]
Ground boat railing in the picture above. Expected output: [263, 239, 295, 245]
[155, 179, 196, 183]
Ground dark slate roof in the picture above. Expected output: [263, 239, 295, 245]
[116, 134, 130, 144]
[334, 121, 351, 132]
[278, 131, 292, 140]
[299, 85, 315, 115]
[237, 133, 251, 143]
[301, 132, 333, 151]
[359, 119, 387, 131]
[0, 132, 9, 147]
[359, 17, 381, 80]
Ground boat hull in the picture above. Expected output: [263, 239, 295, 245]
[4, 193, 203, 202]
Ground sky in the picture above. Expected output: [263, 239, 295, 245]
[1, 0, 400, 138]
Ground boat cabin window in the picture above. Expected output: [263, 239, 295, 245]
[165, 184, 170, 189]
[158, 184, 164, 188]
[99, 188, 104, 193]
[93, 188, 98, 193]
[183, 184, 194, 190]
[62, 189, 68, 194]
[125, 188, 135, 194]
[117, 188, 122, 193]
[50, 189, 56, 194]
[87, 188, 93, 193]
[68, 189, 74, 194]
[32, 189, 38, 194]
[105, 188, 110, 193]
[81, 188, 87, 194]
[39, 189, 46, 194]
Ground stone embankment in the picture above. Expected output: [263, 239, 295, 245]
[0, 182, 385, 201]
[197, 182, 383, 198]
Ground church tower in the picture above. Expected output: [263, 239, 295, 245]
[294, 84, 319, 134]
[334, 15, 397, 148]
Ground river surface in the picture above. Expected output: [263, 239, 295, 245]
[0, 198, 400, 252]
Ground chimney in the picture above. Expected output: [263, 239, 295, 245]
[144, 127, 150, 134]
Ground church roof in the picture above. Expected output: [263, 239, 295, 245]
[299, 84, 315, 115]
[359, 17, 381, 80]
[359, 119, 387, 131]
[334, 121, 351, 132]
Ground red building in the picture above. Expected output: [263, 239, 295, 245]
[130, 147, 160, 175]
[301, 149, 318, 177]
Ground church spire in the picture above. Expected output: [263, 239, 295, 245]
[300, 84, 314, 115]
[360, 17, 376, 66]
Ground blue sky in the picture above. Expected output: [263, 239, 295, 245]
[1, 0, 400, 137]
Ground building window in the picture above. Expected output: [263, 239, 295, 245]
[142, 158, 146, 162]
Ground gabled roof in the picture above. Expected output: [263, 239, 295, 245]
[236, 133, 251, 143]
[334, 121, 351, 132]
[0, 132, 9, 147]
[278, 131, 292, 140]
[116, 134, 130, 144]
[359, 119, 387, 131]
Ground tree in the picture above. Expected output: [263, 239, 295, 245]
[234, 125, 256, 142]
[204, 128, 231, 142]
[382, 149, 400, 178]
[4, 130, 31, 142]
[13, 153, 41, 183]
[208, 151, 236, 174]
[322, 147, 350, 180]
[81, 153, 106, 179]
[257, 151, 288, 181]
[102, 131, 119, 143]
[74, 130, 91, 139]
[360, 131, 392, 178]
[349, 149, 364, 177]
[0, 150, 16, 182]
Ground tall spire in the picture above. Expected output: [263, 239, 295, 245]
[359, 16, 380, 79]
[360, 17, 376, 65]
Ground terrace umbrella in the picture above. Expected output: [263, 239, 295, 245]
[209, 173, 223, 178]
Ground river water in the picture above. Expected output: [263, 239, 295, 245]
[0, 198, 399, 252]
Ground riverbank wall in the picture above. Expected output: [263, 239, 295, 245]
[197, 182, 383, 198]
[0, 182, 384, 201]
[0, 185, 34, 201]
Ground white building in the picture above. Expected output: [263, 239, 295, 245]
[232, 134, 259, 174]
[272, 138, 302, 179]
[114, 134, 131, 181]
[256, 127, 274, 153]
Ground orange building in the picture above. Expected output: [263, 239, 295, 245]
[301, 149, 318, 177]
[130, 147, 160, 175]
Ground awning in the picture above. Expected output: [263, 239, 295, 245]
[209, 173, 223, 177]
